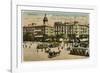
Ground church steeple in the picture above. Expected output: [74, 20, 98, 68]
[43, 14, 48, 25]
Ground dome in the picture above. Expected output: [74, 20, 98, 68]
[43, 14, 48, 22]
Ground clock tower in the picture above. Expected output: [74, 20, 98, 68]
[43, 14, 48, 25]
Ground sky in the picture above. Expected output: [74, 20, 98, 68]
[21, 10, 89, 27]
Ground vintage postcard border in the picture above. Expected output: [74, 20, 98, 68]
[11, 3, 97, 73]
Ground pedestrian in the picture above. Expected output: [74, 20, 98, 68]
[61, 46, 63, 50]
[58, 47, 59, 50]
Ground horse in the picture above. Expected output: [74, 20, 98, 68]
[45, 49, 50, 53]
[48, 49, 61, 58]
[55, 50, 61, 56]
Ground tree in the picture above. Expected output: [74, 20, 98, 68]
[55, 33, 66, 42]
[23, 32, 34, 41]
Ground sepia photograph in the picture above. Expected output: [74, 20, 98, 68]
[22, 10, 89, 61]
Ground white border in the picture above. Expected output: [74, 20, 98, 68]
[11, 2, 97, 73]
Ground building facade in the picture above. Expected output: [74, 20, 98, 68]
[23, 14, 54, 42]
[54, 21, 89, 39]
[54, 21, 89, 47]
[23, 14, 89, 46]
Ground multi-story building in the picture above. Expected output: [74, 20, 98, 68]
[23, 14, 54, 41]
[54, 21, 89, 38]
[23, 13, 89, 44]
[54, 22, 67, 35]
[54, 21, 89, 47]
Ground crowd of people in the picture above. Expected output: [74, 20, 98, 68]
[23, 42, 67, 58]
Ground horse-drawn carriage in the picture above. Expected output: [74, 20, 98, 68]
[45, 48, 61, 58]
[48, 50, 61, 58]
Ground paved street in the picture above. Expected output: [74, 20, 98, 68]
[23, 42, 88, 61]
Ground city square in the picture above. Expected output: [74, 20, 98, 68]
[22, 10, 89, 61]
[23, 42, 88, 61]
